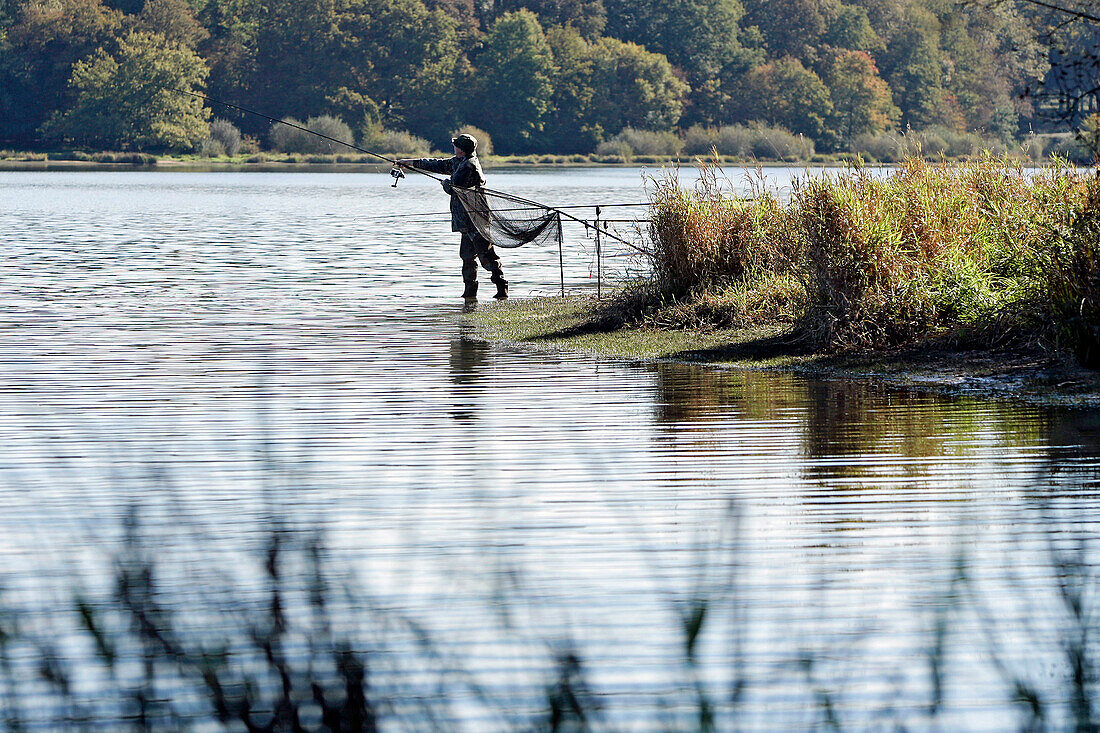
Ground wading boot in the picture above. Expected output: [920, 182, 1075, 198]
[462, 281, 478, 299]
[493, 279, 508, 300]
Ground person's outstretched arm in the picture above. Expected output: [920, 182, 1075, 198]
[397, 157, 457, 175]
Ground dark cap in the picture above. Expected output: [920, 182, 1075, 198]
[451, 133, 477, 154]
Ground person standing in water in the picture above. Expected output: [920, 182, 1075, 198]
[398, 133, 508, 300]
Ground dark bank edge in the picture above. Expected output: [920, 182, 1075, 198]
[466, 295, 1100, 408]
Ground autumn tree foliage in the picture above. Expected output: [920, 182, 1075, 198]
[0, 0, 1082, 153]
[824, 50, 899, 148]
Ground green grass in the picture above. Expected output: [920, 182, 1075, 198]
[472, 295, 805, 365]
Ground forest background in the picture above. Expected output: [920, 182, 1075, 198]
[1, 0, 1098, 159]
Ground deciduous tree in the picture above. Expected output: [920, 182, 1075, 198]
[824, 49, 898, 147]
[474, 10, 554, 153]
[1, 0, 126, 146]
[495, 0, 607, 39]
[543, 25, 600, 152]
[741, 0, 831, 61]
[340, 0, 466, 142]
[739, 56, 833, 142]
[138, 0, 207, 48]
[604, 0, 757, 125]
[875, 4, 943, 129]
[42, 30, 210, 150]
[588, 37, 688, 137]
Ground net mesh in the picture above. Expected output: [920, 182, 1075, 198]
[451, 186, 562, 249]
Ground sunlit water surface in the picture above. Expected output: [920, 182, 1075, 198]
[1, 168, 1099, 731]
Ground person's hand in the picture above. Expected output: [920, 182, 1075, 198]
[442, 180, 453, 194]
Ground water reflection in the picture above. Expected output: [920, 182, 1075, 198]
[647, 363, 748, 425]
[449, 336, 492, 423]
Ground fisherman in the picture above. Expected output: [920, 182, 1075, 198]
[398, 133, 508, 300]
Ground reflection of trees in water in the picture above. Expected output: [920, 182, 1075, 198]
[799, 381, 1050, 484]
[635, 363, 1100, 728]
[646, 363, 748, 426]
[646, 363, 817, 427]
[646, 364, 1052, 472]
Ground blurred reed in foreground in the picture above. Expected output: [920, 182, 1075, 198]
[0, 495, 1097, 731]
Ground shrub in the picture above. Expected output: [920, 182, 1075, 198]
[683, 125, 814, 160]
[90, 151, 157, 165]
[361, 129, 431, 157]
[1047, 134, 1093, 165]
[792, 157, 1081, 348]
[0, 150, 46, 161]
[453, 124, 493, 155]
[594, 139, 634, 161]
[683, 125, 719, 156]
[852, 128, 1011, 162]
[270, 116, 355, 154]
[749, 127, 814, 161]
[598, 128, 683, 157]
[909, 126, 995, 158]
[1047, 174, 1100, 365]
[204, 118, 241, 157]
[647, 164, 794, 296]
[715, 125, 756, 157]
[850, 132, 904, 162]
[199, 138, 226, 157]
[48, 150, 93, 161]
[794, 168, 936, 347]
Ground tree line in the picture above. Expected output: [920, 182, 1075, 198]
[0, 0, 1092, 154]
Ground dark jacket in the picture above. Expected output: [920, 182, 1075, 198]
[410, 154, 486, 233]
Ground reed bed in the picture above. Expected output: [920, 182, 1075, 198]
[631, 157, 1100, 359]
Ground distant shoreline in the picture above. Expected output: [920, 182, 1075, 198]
[0, 150, 1003, 172]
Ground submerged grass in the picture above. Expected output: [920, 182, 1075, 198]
[599, 156, 1100, 363]
[474, 296, 793, 363]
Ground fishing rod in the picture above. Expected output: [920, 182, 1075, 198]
[357, 215, 650, 227]
[356, 201, 652, 221]
[175, 88, 642, 248]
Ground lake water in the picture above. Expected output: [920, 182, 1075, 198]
[1, 167, 1099, 731]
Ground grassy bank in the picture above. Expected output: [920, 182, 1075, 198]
[472, 157, 1100, 404]
[471, 295, 1100, 406]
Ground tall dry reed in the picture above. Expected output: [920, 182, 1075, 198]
[640, 157, 1100, 359]
[1047, 174, 1100, 366]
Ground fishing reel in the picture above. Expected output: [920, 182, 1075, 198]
[389, 165, 406, 188]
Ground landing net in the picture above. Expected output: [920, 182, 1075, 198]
[451, 186, 562, 249]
